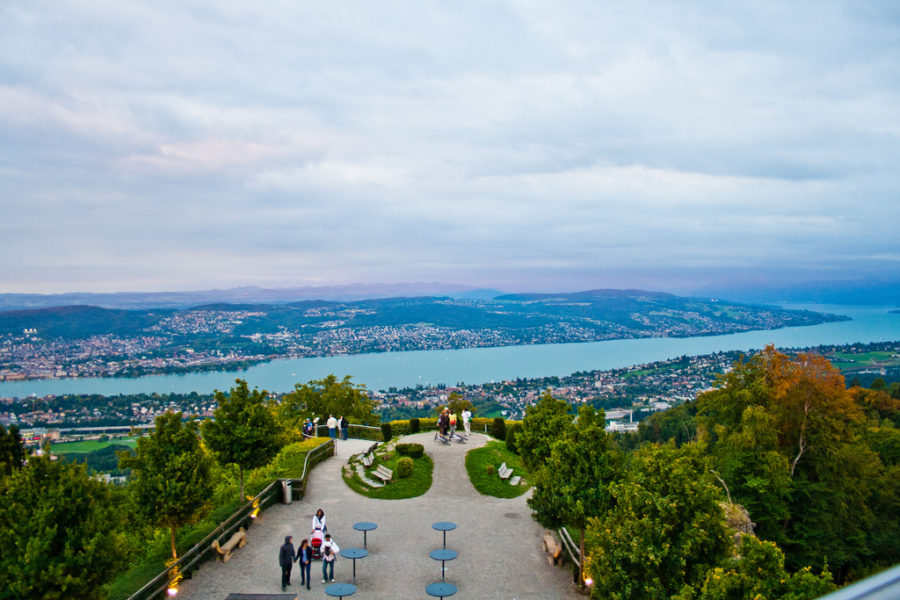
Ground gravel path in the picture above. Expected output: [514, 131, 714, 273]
[177, 433, 580, 599]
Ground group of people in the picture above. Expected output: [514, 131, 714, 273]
[437, 407, 472, 441]
[301, 415, 350, 440]
[277, 508, 341, 591]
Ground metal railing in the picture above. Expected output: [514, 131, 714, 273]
[126, 439, 334, 600]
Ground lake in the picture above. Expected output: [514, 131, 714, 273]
[1, 304, 898, 398]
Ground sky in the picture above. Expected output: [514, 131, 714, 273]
[2, 1, 899, 295]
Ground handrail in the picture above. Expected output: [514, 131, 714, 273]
[126, 439, 334, 600]
[557, 527, 581, 569]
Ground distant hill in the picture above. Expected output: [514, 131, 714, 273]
[694, 278, 900, 306]
[0, 283, 504, 312]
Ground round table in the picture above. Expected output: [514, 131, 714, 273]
[340, 547, 368, 585]
[426, 582, 458, 599]
[432, 521, 457, 548]
[325, 582, 356, 599]
[353, 521, 377, 548]
[429, 548, 458, 581]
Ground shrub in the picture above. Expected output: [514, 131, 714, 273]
[397, 457, 414, 478]
[396, 443, 424, 459]
[485, 464, 496, 476]
[491, 417, 507, 440]
[381, 423, 393, 442]
[409, 418, 420, 433]
[506, 422, 523, 454]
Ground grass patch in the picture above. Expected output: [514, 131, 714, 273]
[465, 440, 530, 498]
[51, 436, 139, 454]
[343, 448, 433, 499]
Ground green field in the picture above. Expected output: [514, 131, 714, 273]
[829, 350, 900, 371]
[51, 436, 140, 454]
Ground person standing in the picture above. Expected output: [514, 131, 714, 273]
[449, 410, 458, 438]
[462, 408, 472, 437]
[340, 415, 349, 440]
[322, 546, 336, 582]
[312, 508, 327, 535]
[439, 408, 450, 437]
[279, 535, 296, 591]
[297, 538, 312, 590]
[326, 414, 337, 438]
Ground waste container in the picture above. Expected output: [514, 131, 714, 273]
[281, 479, 292, 504]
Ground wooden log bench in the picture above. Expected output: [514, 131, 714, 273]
[542, 531, 563, 566]
[373, 465, 394, 483]
[212, 526, 247, 562]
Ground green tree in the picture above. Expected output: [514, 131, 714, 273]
[675, 534, 835, 600]
[517, 391, 572, 471]
[203, 379, 283, 500]
[120, 411, 213, 559]
[585, 443, 730, 600]
[447, 393, 474, 417]
[528, 405, 622, 582]
[0, 457, 129, 599]
[0, 423, 26, 477]
[279, 374, 379, 427]
[695, 347, 894, 578]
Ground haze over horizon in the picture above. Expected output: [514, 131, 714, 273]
[2, 1, 899, 295]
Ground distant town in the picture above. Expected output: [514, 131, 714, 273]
[4, 341, 898, 444]
[0, 291, 844, 381]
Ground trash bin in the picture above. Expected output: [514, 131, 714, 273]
[281, 479, 292, 504]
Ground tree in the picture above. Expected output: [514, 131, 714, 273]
[279, 374, 379, 427]
[0, 457, 128, 599]
[120, 411, 213, 559]
[203, 379, 283, 500]
[447, 393, 474, 417]
[675, 534, 835, 600]
[585, 443, 730, 600]
[0, 423, 26, 477]
[528, 405, 622, 582]
[517, 391, 572, 471]
[695, 346, 894, 578]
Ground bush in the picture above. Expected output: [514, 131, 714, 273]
[505, 422, 523, 454]
[381, 423, 393, 442]
[396, 443, 425, 459]
[485, 464, 496, 475]
[491, 417, 507, 440]
[409, 418, 420, 433]
[396, 457, 414, 478]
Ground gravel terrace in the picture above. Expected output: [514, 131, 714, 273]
[177, 432, 581, 600]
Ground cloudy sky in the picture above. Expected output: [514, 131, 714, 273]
[2, 1, 899, 294]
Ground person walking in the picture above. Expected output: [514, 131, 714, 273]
[340, 415, 349, 440]
[326, 414, 337, 438]
[279, 535, 296, 591]
[462, 408, 472, 436]
[321, 546, 336, 582]
[297, 538, 312, 590]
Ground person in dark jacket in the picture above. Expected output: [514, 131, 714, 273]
[279, 535, 296, 591]
[297, 538, 312, 590]
[340, 415, 349, 440]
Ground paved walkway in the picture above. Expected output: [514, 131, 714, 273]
[177, 433, 581, 599]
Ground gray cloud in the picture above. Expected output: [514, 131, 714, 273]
[1, 1, 898, 293]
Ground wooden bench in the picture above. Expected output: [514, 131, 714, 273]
[542, 531, 563, 566]
[362, 452, 374, 467]
[498, 462, 513, 480]
[212, 526, 247, 562]
[509, 475, 521, 486]
[355, 464, 384, 488]
[373, 465, 394, 483]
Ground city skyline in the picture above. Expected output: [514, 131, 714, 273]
[2, 1, 899, 294]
